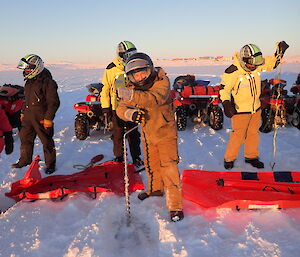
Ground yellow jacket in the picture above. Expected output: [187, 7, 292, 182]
[100, 57, 125, 110]
[116, 68, 177, 143]
[219, 53, 278, 113]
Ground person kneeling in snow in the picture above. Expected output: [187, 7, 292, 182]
[116, 52, 184, 222]
[220, 41, 289, 170]
[0, 105, 14, 156]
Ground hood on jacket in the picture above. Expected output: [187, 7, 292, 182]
[112, 57, 125, 72]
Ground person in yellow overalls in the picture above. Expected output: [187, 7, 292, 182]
[219, 41, 289, 169]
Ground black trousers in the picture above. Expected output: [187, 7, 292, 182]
[112, 111, 141, 161]
[19, 117, 56, 167]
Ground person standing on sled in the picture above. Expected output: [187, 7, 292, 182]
[100, 41, 143, 167]
[220, 41, 289, 170]
[0, 105, 14, 156]
[12, 54, 60, 174]
[116, 52, 184, 222]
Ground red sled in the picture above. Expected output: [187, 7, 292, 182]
[182, 170, 300, 210]
[6, 156, 144, 201]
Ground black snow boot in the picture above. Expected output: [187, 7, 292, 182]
[245, 158, 264, 169]
[170, 210, 184, 222]
[137, 190, 164, 201]
[224, 160, 234, 170]
[45, 163, 56, 174]
[133, 156, 144, 168]
[11, 161, 31, 169]
[113, 156, 124, 163]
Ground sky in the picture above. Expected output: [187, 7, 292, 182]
[1, 0, 299, 66]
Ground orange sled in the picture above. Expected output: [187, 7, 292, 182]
[6, 156, 144, 201]
[182, 170, 300, 210]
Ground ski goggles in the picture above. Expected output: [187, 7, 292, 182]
[119, 49, 137, 62]
[127, 67, 151, 85]
[17, 58, 35, 70]
[244, 52, 265, 66]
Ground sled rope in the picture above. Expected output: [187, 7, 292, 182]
[123, 125, 139, 226]
[72, 154, 104, 170]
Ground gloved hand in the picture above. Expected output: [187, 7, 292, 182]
[132, 110, 146, 124]
[102, 107, 112, 119]
[117, 87, 133, 101]
[40, 119, 53, 129]
[222, 100, 236, 118]
[275, 41, 289, 57]
[4, 131, 14, 155]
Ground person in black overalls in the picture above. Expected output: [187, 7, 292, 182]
[12, 54, 60, 174]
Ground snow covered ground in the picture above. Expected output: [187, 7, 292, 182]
[1, 63, 300, 257]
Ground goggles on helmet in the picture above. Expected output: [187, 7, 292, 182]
[243, 52, 264, 66]
[119, 49, 137, 63]
[242, 52, 265, 71]
[127, 67, 151, 85]
[17, 58, 29, 70]
[17, 58, 35, 70]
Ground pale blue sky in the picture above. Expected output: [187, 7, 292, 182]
[1, 0, 299, 65]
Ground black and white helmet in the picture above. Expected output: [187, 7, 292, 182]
[116, 41, 137, 64]
[17, 54, 44, 79]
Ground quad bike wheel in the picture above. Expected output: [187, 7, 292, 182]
[175, 107, 187, 131]
[259, 107, 274, 133]
[75, 113, 90, 140]
[208, 106, 223, 130]
[291, 108, 300, 129]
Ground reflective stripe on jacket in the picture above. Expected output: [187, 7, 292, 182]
[100, 57, 125, 110]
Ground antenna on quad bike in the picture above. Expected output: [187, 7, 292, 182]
[270, 62, 284, 170]
[123, 125, 139, 226]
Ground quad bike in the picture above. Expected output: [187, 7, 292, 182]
[259, 77, 300, 133]
[0, 84, 25, 131]
[170, 75, 224, 131]
[73, 83, 112, 140]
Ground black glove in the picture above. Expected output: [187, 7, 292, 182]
[4, 131, 14, 155]
[132, 110, 146, 124]
[102, 108, 112, 119]
[222, 100, 236, 118]
[275, 41, 289, 57]
[274, 41, 289, 69]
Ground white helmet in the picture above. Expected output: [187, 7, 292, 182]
[17, 54, 44, 79]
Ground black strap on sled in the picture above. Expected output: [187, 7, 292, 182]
[273, 171, 293, 182]
[241, 172, 259, 181]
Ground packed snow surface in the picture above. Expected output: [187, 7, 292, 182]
[1, 63, 300, 257]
